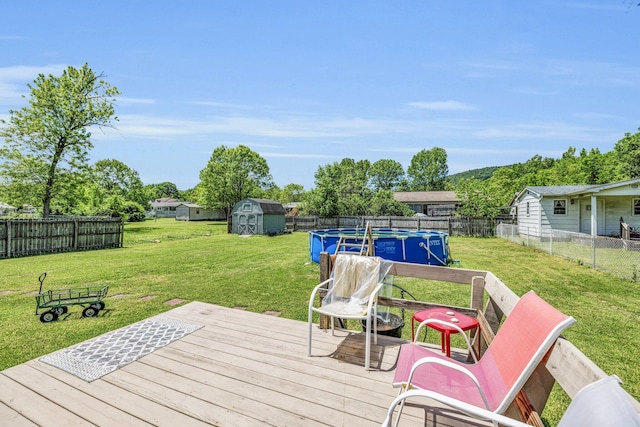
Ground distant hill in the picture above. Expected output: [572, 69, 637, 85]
[448, 166, 505, 183]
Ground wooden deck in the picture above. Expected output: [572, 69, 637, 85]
[0, 302, 492, 427]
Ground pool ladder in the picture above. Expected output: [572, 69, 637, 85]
[334, 222, 375, 256]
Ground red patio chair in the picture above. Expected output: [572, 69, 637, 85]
[391, 291, 575, 423]
[382, 375, 640, 426]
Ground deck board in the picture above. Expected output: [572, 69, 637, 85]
[1, 301, 492, 426]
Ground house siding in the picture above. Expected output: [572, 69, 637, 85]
[542, 197, 580, 234]
[517, 192, 541, 236]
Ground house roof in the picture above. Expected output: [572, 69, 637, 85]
[513, 178, 640, 204]
[393, 191, 460, 203]
[0, 202, 16, 210]
[151, 198, 183, 208]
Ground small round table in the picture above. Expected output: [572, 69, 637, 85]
[411, 307, 480, 358]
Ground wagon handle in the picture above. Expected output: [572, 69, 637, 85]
[38, 272, 47, 294]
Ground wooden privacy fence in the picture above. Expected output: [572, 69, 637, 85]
[286, 215, 513, 237]
[0, 217, 124, 259]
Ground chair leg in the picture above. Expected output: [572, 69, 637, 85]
[308, 310, 313, 357]
[393, 387, 408, 427]
[365, 315, 371, 370]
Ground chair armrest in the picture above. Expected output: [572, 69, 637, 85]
[414, 319, 478, 362]
[381, 389, 531, 427]
[405, 356, 490, 410]
[308, 278, 333, 309]
[365, 282, 386, 311]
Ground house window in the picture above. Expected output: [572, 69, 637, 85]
[586, 205, 591, 211]
[526, 202, 530, 217]
[634, 198, 640, 216]
[553, 199, 567, 215]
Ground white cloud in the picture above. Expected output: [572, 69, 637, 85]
[0, 64, 67, 80]
[0, 64, 69, 104]
[117, 97, 156, 105]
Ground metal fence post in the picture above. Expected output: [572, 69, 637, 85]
[549, 231, 553, 255]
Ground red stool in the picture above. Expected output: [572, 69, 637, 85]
[411, 307, 480, 358]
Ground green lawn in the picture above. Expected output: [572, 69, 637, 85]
[0, 218, 638, 425]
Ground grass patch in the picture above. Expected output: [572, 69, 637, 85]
[0, 218, 638, 425]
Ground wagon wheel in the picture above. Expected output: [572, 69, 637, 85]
[82, 306, 99, 318]
[91, 301, 105, 310]
[40, 310, 58, 323]
[52, 306, 68, 316]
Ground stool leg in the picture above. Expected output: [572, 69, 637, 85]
[445, 331, 451, 358]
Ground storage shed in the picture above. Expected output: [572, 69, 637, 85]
[232, 198, 286, 235]
[175, 203, 226, 221]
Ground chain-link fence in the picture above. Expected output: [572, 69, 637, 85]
[496, 223, 640, 282]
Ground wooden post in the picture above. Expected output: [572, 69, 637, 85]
[319, 251, 332, 329]
[5, 220, 11, 258]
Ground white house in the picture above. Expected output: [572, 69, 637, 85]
[0, 202, 17, 216]
[149, 198, 183, 218]
[511, 178, 640, 238]
[175, 203, 226, 221]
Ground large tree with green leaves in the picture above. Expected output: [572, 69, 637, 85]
[407, 147, 449, 191]
[91, 159, 146, 207]
[614, 129, 640, 179]
[370, 159, 405, 191]
[305, 158, 372, 216]
[0, 64, 119, 217]
[198, 145, 273, 216]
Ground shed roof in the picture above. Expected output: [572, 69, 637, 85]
[393, 191, 460, 203]
[246, 198, 286, 215]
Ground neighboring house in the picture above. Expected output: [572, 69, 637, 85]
[0, 202, 17, 216]
[282, 202, 300, 216]
[231, 198, 286, 235]
[393, 191, 460, 217]
[511, 178, 640, 238]
[149, 198, 182, 218]
[175, 203, 226, 221]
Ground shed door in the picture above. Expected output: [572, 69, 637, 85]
[238, 214, 258, 235]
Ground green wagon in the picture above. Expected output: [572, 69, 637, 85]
[35, 273, 109, 323]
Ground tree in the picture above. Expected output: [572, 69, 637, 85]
[0, 64, 119, 217]
[613, 129, 640, 179]
[145, 182, 180, 200]
[197, 145, 272, 216]
[454, 177, 503, 217]
[279, 183, 305, 202]
[370, 159, 405, 191]
[305, 158, 372, 216]
[407, 147, 449, 191]
[367, 190, 414, 216]
[91, 159, 146, 207]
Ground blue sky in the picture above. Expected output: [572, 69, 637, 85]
[1, 1, 639, 191]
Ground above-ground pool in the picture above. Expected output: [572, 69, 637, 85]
[308, 228, 450, 265]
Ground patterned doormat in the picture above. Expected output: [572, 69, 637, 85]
[40, 316, 203, 382]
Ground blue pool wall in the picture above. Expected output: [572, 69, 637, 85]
[308, 228, 450, 266]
